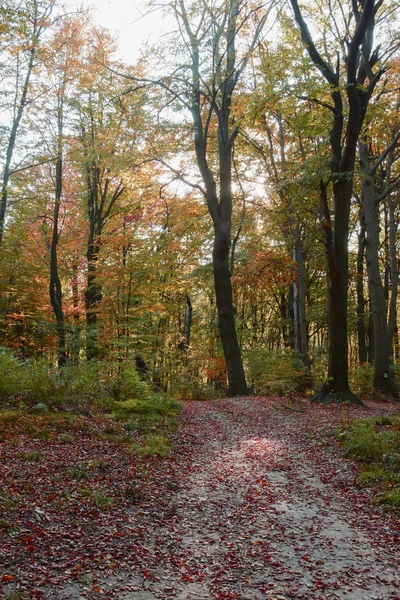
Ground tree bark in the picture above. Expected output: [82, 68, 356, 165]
[293, 236, 310, 367]
[49, 99, 67, 367]
[356, 204, 368, 363]
[359, 140, 398, 396]
[213, 221, 248, 395]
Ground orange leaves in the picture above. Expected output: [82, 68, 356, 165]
[233, 248, 297, 291]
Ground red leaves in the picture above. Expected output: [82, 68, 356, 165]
[1, 399, 400, 598]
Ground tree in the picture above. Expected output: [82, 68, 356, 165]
[0, 0, 55, 246]
[135, 0, 277, 395]
[289, 0, 390, 403]
[358, 128, 400, 396]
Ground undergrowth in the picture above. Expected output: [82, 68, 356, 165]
[0, 347, 181, 459]
[340, 415, 400, 509]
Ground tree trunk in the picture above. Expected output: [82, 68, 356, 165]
[85, 243, 102, 361]
[293, 235, 310, 367]
[213, 221, 248, 395]
[290, 0, 383, 405]
[0, 40, 36, 245]
[387, 149, 399, 348]
[49, 127, 67, 367]
[315, 180, 363, 404]
[183, 295, 192, 351]
[356, 205, 368, 363]
[359, 141, 398, 396]
[71, 261, 80, 364]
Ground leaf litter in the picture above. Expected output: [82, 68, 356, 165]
[1, 398, 400, 599]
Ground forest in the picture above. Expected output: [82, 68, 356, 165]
[2, 1, 400, 598]
[0, 0, 400, 403]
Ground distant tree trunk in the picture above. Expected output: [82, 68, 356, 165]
[181, 295, 192, 352]
[293, 236, 310, 367]
[85, 165, 102, 361]
[280, 291, 289, 346]
[368, 309, 374, 363]
[71, 261, 80, 363]
[359, 140, 398, 396]
[288, 285, 295, 349]
[386, 147, 399, 351]
[0, 29, 36, 245]
[49, 98, 67, 367]
[265, 114, 310, 367]
[356, 204, 368, 363]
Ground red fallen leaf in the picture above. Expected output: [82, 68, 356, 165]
[2, 574, 15, 582]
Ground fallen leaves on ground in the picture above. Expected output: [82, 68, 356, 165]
[1, 398, 400, 599]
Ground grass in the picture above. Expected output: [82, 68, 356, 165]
[68, 464, 90, 480]
[130, 433, 173, 456]
[340, 415, 400, 509]
[19, 450, 42, 461]
[80, 486, 115, 509]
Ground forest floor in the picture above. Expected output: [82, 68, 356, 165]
[2, 397, 400, 599]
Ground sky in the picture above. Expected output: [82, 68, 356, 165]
[84, 0, 174, 63]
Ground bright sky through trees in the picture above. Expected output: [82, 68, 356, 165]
[85, 0, 173, 62]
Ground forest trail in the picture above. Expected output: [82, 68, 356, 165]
[4, 398, 400, 600]
[134, 397, 400, 600]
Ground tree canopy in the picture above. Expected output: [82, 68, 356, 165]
[0, 0, 399, 401]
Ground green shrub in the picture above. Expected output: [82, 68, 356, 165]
[23, 358, 57, 404]
[341, 416, 400, 509]
[54, 360, 107, 408]
[357, 465, 392, 486]
[112, 394, 181, 431]
[351, 363, 374, 398]
[80, 486, 114, 509]
[0, 349, 181, 438]
[0, 347, 25, 404]
[372, 488, 400, 509]
[109, 362, 149, 401]
[245, 348, 310, 396]
[171, 369, 221, 400]
[343, 419, 400, 462]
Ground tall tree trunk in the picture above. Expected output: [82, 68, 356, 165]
[290, 0, 383, 404]
[181, 0, 249, 395]
[387, 149, 399, 349]
[179, 295, 192, 354]
[85, 243, 102, 360]
[293, 236, 310, 367]
[49, 101, 67, 367]
[368, 308, 374, 363]
[356, 205, 368, 363]
[71, 261, 80, 364]
[0, 29, 36, 245]
[359, 140, 398, 396]
[213, 220, 248, 395]
[317, 180, 362, 403]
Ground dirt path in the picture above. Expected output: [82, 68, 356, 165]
[147, 398, 400, 600]
[6, 398, 400, 599]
